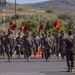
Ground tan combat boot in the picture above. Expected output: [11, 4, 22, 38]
[62, 57, 65, 61]
[71, 67, 74, 73]
[27, 57, 30, 62]
[67, 67, 71, 72]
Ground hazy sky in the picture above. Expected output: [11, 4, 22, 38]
[6, 0, 49, 4]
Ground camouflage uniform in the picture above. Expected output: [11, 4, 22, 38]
[40, 34, 46, 59]
[35, 33, 41, 53]
[59, 31, 65, 61]
[22, 33, 32, 62]
[32, 35, 37, 56]
[0, 36, 4, 58]
[7, 33, 14, 60]
[54, 31, 60, 59]
[2, 30, 13, 62]
[15, 32, 22, 58]
[63, 30, 75, 72]
[44, 35, 51, 61]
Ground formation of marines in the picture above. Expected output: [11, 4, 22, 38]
[0, 29, 75, 72]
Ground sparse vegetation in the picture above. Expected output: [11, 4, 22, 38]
[46, 9, 54, 13]
[17, 8, 23, 11]
[58, 14, 72, 21]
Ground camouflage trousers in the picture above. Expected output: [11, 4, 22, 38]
[4, 45, 13, 61]
[66, 51, 75, 68]
[23, 47, 32, 59]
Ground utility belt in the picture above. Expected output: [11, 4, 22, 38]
[68, 47, 74, 51]
[67, 48, 75, 55]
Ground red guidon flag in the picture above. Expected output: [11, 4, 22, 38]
[22, 22, 28, 33]
[38, 21, 43, 32]
[9, 21, 17, 30]
[54, 19, 60, 30]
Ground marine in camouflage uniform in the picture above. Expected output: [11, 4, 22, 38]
[0, 35, 5, 58]
[35, 33, 41, 53]
[44, 33, 51, 61]
[54, 30, 60, 59]
[22, 32, 32, 62]
[47, 32, 53, 57]
[32, 34, 37, 56]
[1, 29, 14, 62]
[63, 30, 75, 72]
[40, 34, 46, 59]
[59, 31, 65, 61]
[7, 30, 14, 60]
[15, 32, 22, 58]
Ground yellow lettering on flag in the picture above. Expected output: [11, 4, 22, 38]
[11, 24, 14, 27]
[22, 26, 25, 30]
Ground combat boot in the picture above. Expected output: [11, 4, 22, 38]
[67, 67, 71, 72]
[48, 57, 50, 61]
[18, 54, 20, 59]
[46, 59, 48, 62]
[27, 57, 30, 62]
[8, 58, 11, 62]
[71, 67, 74, 73]
[46, 58, 49, 62]
[62, 58, 65, 61]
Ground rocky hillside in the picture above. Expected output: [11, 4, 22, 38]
[31, 0, 75, 13]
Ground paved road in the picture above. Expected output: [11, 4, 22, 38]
[0, 56, 75, 75]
